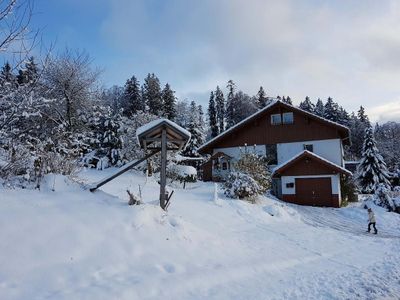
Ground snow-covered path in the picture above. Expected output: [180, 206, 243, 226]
[294, 204, 400, 239]
[1, 169, 400, 299]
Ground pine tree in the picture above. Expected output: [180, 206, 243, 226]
[143, 73, 162, 116]
[208, 91, 219, 137]
[122, 75, 143, 117]
[225, 80, 237, 129]
[315, 98, 324, 117]
[232, 91, 258, 124]
[17, 56, 38, 85]
[337, 106, 350, 126]
[197, 104, 206, 146]
[183, 101, 204, 157]
[299, 96, 314, 112]
[357, 125, 391, 193]
[357, 106, 370, 125]
[0, 62, 15, 88]
[215, 86, 225, 133]
[256, 86, 268, 108]
[323, 97, 340, 122]
[283, 96, 292, 105]
[161, 83, 176, 120]
[347, 106, 371, 159]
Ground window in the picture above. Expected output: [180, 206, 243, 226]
[303, 144, 314, 152]
[222, 162, 228, 170]
[286, 182, 294, 188]
[271, 114, 282, 125]
[282, 112, 294, 124]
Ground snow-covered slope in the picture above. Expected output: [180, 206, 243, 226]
[1, 170, 399, 300]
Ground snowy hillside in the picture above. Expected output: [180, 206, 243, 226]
[1, 170, 400, 300]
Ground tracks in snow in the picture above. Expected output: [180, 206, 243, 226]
[293, 205, 400, 239]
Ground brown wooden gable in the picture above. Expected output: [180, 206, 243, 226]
[198, 101, 350, 154]
[273, 151, 352, 177]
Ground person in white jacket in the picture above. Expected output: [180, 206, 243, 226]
[367, 208, 378, 234]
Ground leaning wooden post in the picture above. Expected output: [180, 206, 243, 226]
[160, 127, 167, 210]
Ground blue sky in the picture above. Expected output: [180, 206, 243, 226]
[28, 0, 400, 122]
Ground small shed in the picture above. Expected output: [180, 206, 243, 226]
[201, 152, 233, 182]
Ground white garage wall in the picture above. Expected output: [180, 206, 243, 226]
[277, 139, 342, 166]
[281, 174, 341, 196]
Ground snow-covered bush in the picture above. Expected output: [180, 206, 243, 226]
[374, 183, 395, 212]
[167, 163, 197, 188]
[224, 172, 261, 201]
[393, 188, 400, 213]
[234, 150, 271, 193]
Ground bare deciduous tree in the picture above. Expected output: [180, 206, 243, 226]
[1, 0, 40, 66]
[42, 49, 101, 131]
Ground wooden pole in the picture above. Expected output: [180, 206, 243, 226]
[160, 127, 167, 210]
[89, 150, 160, 192]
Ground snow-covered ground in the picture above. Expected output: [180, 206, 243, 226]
[1, 169, 400, 300]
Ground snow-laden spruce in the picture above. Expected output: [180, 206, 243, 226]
[357, 125, 391, 193]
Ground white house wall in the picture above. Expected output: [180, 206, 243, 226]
[213, 145, 266, 160]
[281, 174, 341, 196]
[277, 139, 342, 166]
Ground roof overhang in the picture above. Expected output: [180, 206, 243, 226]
[272, 150, 352, 177]
[136, 119, 191, 151]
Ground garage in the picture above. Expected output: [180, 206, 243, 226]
[295, 177, 332, 207]
[272, 151, 353, 207]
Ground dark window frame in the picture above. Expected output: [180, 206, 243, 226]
[303, 144, 314, 152]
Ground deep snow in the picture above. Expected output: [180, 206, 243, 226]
[1, 169, 400, 300]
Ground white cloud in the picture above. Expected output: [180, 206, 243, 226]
[99, 0, 400, 121]
[368, 100, 400, 123]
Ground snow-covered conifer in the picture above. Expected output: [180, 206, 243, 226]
[314, 98, 324, 117]
[142, 73, 162, 116]
[161, 83, 176, 120]
[357, 126, 391, 193]
[183, 101, 204, 157]
[255, 86, 269, 108]
[122, 75, 143, 117]
[215, 86, 225, 133]
[225, 80, 237, 129]
[299, 96, 314, 112]
[323, 97, 340, 122]
[17, 56, 38, 85]
[208, 91, 219, 137]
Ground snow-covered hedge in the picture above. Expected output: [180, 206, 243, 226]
[374, 183, 399, 212]
[167, 164, 197, 188]
[224, 172, 261, 200]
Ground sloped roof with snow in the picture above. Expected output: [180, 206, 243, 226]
[272, 150, 352, 177]
[198, 100, 350, 153]
[136, 118, 191, 150]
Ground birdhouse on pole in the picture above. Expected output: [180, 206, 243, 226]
[90, 119, 190, 211]
[136, 119, 191, 210]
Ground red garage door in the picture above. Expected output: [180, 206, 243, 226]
[295, 177, 332, 207]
